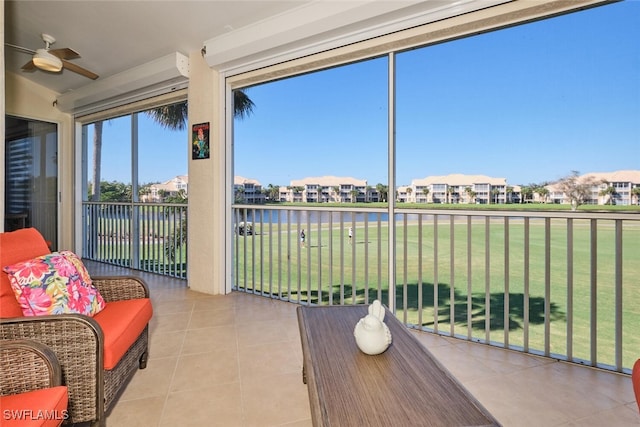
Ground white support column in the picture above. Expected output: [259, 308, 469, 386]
[187, 51, 225, 294]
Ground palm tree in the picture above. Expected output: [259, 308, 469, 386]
[148, 90, 254, 130]
[447, 187, 455, 204]
[375, 183, 388, 203]
[490, 188, 500, 204]
[632, 187, 640, 205]
[92, 90, 254, 261]
[266, 184, 280, 202]
[506, 186, 514, 204]
[234, 186, 245, 203]
[532, 185, 545, 203]
[91, 121, 103, 201]
[537, 187, 550, 204]
[333, 186, 341, 203]
[598, 181, 616, 205]
[463, 186, 471, 203]
[90, 90, 254, 201]
[520, 186, 533, 204]
[138, 184, 152, 202]
[158, 189, 168, 202]
[422, 188, 430, 203]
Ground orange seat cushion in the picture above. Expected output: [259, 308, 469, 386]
[1, 228, 51, 318]
[93, 298, 153, 370]
[0, 386, 68, 427]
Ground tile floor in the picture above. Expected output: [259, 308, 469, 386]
[84, 262, 639, 426]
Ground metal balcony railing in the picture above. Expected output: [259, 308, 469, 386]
[80, 201, 639, 372]
[233, 205, 640, 374]
[82, 202, 187, 278]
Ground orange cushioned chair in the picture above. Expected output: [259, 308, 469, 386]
[0, 228, 153, 427]
[0, 339, 68, 427]
[633, 359, 640, 412]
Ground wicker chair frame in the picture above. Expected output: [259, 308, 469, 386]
[0, 339, 63, 395]
[0, 275, 150, 427]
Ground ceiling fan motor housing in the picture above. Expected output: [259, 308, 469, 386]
[41, 33, 57, 48]
[33, 49, 63, 72]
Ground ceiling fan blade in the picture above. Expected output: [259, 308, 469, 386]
[62, 59, 99, 80]
[5, 43, 36, 55]
[21, 60, 38, 71]
[49, 48, 80, 60]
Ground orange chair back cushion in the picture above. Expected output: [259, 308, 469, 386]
[0, 228, 51, 318]
[633, 359, 640, 412]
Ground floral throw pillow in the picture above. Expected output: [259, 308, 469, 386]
[2, 252, 106, 317]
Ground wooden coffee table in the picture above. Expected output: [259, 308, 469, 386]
[297, 305, 501, 426]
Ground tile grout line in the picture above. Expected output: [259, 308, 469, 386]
[156, 299, 194, 426]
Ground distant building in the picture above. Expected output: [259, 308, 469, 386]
[145, 175, 267, 204]
[545, 170, 640, 206]
[144, 175, 188, 202]
[279, 176, 379, 203]
[234, 176, 265, 204]
[405, 174, 519, 204]
[144, 170, 639, 206]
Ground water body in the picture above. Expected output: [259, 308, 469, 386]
[236, 209, 389, 224]
[232, 209, 452, 224]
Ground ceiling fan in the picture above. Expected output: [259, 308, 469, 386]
[6, 33, 99, 80]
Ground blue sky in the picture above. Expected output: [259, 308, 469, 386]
[90, 114, 187, 185]
[234, 1, 639, 187]
[99, 1, 639, 187]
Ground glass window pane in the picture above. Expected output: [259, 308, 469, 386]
[233, 57, 389, 203]
[85, 115, 132, 202]
[396, 2, 640, 203]
[138, 103, 188, 203]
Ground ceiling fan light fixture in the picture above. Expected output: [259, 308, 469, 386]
[33, 48, 62, 72]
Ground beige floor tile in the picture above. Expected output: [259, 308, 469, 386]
[82, 262, 636, 427]
[170, 350, 240, 392]
[409, 329, 455, 348]
[118, 356, 178, 401]
[106, 396, 165, 427]
[148, 330, 186, 359]
[507, 364, 625, 421]
[428, 344, 501, 383]
[234, 297, 298, 322]
[160, 383, 243, 427]
[566, 404, 640, 426]
[151, 298, 195, 315]
[188, 307, 236, 329]
[151, 311, 192, 334]
[181, 325, 238, 355]
[279, 420, 314, 427]
[236, 317, 300, 348]
[463, 374, 570, 426]
[193, 295, 238, 312]
[241, 372, 311, 427]
[150, 287, 198, 302]
[238, 340, 303, 380]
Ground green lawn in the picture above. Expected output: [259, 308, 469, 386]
[235, 217, 640, 369]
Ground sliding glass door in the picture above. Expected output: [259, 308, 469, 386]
[4, 115, 58, 249]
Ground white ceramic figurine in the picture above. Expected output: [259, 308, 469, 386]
[354, 299, 392, 355]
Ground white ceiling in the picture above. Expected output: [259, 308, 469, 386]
[4, 1, 504, 96]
